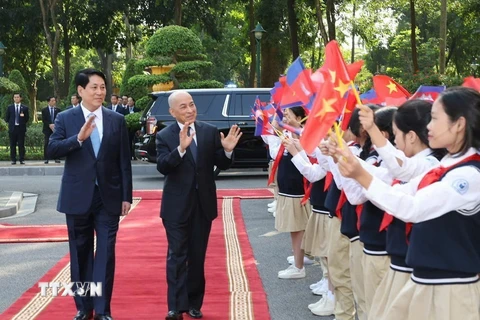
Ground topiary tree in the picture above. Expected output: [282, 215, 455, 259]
[8, 70, 32, 123]
[120, 58, 149, 100]
[130, 26, 223, 90]
[0, 78, 21, 119]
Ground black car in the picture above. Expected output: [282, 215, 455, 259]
[135, 88, 272, 175]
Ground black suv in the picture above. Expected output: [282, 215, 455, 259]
[136, 88, 272, 174]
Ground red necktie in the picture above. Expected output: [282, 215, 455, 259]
[379, 179, 402, 231]
[324, 172, 333, 192]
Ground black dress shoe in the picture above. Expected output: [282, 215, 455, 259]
[165, 310, 183, 320]
[20, 161, 25, 165]
[11, 161, 16, 165]
[188, 308, 203, 319]
[94, 315, 113, 320]
[73, 310, 93, 320]
[44, 160, 49, 164]
[55, 159, 61, 163]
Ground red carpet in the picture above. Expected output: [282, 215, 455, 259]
[1, 188, 272, 320]
[0, 224, 68, 243]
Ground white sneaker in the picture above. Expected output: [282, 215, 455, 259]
[308, 297, 324, 310]
[272, 211, 276, 217]
[268, 200, 277, 208]
[309, 278, 326, 290]
[311, 291, 335, 316]
[287, 255, 315, 265]
[278, 265, 306, 279]
[312, 279, 329, 296]
[267, 206, 276, 213]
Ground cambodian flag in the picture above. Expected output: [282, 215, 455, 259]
[410, 85, 446, 102]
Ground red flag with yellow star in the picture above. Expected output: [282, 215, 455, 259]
[373, 75, 411, 106]
[300, 79, 344, 154]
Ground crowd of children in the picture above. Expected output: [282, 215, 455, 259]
[263, 87, 480, 320]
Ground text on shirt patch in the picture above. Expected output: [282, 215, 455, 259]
[452, 179, 469, 195]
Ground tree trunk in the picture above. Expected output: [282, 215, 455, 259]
[410, 0, 419, 73]
[263, 45, 286, 88]
[39, 0, 61, 100]
[124, 13, 133, 62]
[326, 0, 336, 41]
[439, 0, 447, 74]
[248, 0, 256, 87]
[286, 0, 299, 59]
[351, 1, 356, 63]
[314, 0, 329, 46]
[62, 19, 71, 97]
[29, 81, 38, 122]
[97, 48, 114, 99]
[174, 0, 182, 25]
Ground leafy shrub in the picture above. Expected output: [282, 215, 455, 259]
[124, 112, 142, 133]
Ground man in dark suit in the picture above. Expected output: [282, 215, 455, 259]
[47, 69, 132, 320]
[4, 93, 29, 164]
[106, 94, 126, 115]
[42, 96, 62, 164]
[156, 90, 242, 320]
[66, 94, 81, 109]
[125, 97, 140, 114]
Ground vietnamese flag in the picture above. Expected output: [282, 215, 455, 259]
[373, 75, 411, 106]
[340, 91, 358, 131]
[462, 77, 480, 92]
[300, 80, 344, 154]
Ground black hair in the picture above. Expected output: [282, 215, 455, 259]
[437, 86, 480, 156]
[360, 106, 396, 160]
[289, 106, 307, 120]
[350, 104, 380, 137]
[71, 93, 81, 100]
[111, 94, 119, 99]
[47, 96, 56, 102]
[394, 99, 446, 160]
[13, 92, 21, 98]
[75, 68, 107, 89]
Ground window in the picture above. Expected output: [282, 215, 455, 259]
[231, 93, 271, 116]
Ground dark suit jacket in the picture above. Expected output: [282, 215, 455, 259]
[5, 104, 29, 132]
[156, 121, 232, 222]
[125, 106, 140, 115]
[107, 104, 127, 115]
[47, 107, 133, 215]
[41, 106, 61, 135]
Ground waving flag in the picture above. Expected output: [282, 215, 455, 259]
[360, 89, 383, 104]
[279, 57, 315, 108]
[271, 77, 286, 104]
[373, 75, 411, 106]
[462, 77, 480, 92]
[410, 85, 446, 102]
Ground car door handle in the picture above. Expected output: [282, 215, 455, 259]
[236, 122, 247, 125]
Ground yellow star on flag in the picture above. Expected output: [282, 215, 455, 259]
[387, 81, 398, 94]
[315, 98, 337, 118]
[334, 80, 351, 98]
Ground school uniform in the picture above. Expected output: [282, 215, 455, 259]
[363, 148, 480, 320]
[369, 147, 440, 320]
[324, 169, 356, 320]
[271, 133, 311, 233]
[291, 150, 330, 278]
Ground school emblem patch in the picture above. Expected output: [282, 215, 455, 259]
[452, 179, 469, 195]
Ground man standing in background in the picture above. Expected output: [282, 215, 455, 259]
[107, 94, 126, 115]
[42, 96, 61, 164]
[66, 94, 81, 109]
[5, 93, 29, 165]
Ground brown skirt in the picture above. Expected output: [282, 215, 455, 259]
[382, 278, 480, 320]
[275, 195, 311, 232]
[302, 211, 329, 257]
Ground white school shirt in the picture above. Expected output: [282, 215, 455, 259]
[363, 148, 480, 223]
[291, 150, 328, 183]
[375, 140, 440, 181]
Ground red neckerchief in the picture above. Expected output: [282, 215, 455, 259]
[335, 190, 347, 219]
[301, 156, 317, 205]
[267, 144, 285, 186]
[379, 179, 402, 231]
[355, 204, 363, 231]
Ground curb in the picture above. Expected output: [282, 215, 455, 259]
[0, 164, 159, 176]
[0, 191, 23, 218]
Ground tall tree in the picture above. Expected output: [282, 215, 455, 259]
[409, 0, 419, 72]
[313, 0, 329, 46]
[326, 0, 336, 40]
[174, 0, 182, 25]
[39, 0, 61, 99]
[439, 0, 447, 74]
[248, 0, 256, 87]
[286, 0, 300, 59]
